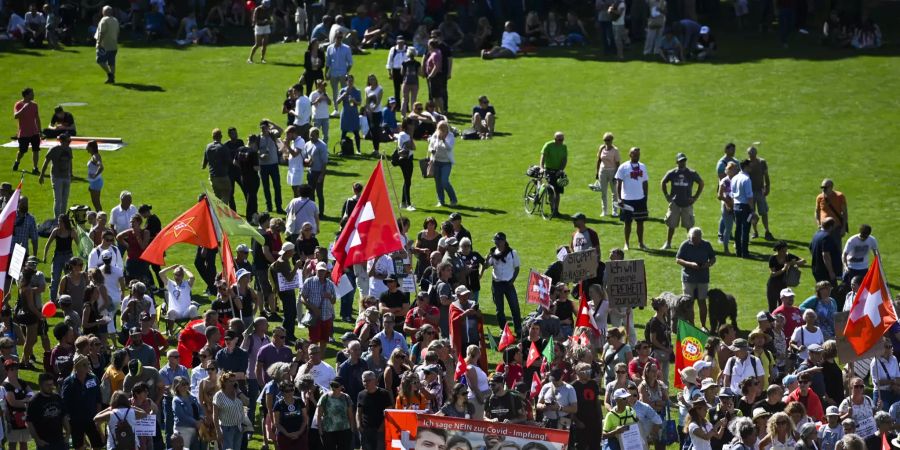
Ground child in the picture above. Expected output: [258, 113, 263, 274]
[819, 406, 844, 450]
[59, 295, 82, 335]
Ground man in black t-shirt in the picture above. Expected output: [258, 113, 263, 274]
[224, 127, 245, 211]
[357, 370, 393, 450]
[380, 276, 410, 317]
[252, 213, 275, 314]
[485, 373, 525, 423]
[660, 153, 704, 250]
[28, 373, 70, 448]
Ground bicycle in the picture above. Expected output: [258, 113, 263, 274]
[523, 166, 557, 220]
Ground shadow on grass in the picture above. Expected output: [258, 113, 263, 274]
[115, 82, 166, 92]
[324, 168, 360, 177]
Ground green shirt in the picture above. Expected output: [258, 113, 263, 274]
[541, 141, 567, 170]
[317, 393, 352, 432]
[603, 406, 636, 432]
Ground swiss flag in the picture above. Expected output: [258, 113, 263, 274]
[529, 371, 541, 398]
[844, 254, 897, 355]
[575, 282, 601, 335]
[526, 270, 552, 310]
[498, 323, 516, 351]
[0, 181, 21, 310]
[331, 161, 403, 283]
[526, 341, 541, 368]
[141, 199, 218, 265]
[454, 352, 468, 384]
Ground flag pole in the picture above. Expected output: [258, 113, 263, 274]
[378, 154, 405, 221]
[876, 250, 895, 314]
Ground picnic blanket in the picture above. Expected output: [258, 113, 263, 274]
[3, 137, 125, 151]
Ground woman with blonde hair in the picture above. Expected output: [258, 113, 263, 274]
[685, 399, 727, 450]
[396, 371, 430, 410]
[383, 347, 411, 396]
[428, 120, 456, 207]
[172, 375, 203, 447]
[640, 361, 669, 450]
[213, 371, 250, 450]
[758, 412, 797, 450]
[601, 327, 633, 383]
[464, 345, 489, 419]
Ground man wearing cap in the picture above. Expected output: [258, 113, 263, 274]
[61, 355, 104, 450]
[483, 232, 521, 334]
[661, 153, 704, 250]
[449, 285, 485, 356]
[301, 261, 337, 347]
[537, 367, 577, 429]
[379, 275, 409, 317]
[615, 147, 649, 250]
[159, 349, 188, 447]
[723, 338, 764, 393]
[386, 37, 409, 101]
[787, 372, 825, 422]
[297, 343, 336, 391]
[404, 292, 440, 342]
[270, 242, 301, 342]
[234, 244, 253, 275]
[751, 311, 777, 355]
[485, 372, 526, 424]
[816, 178, 848, 241]
[124, 358, 164, 404]
[441, 237, 465, 285]
[869, 338, 900, 412]
[448, 212, 472, 242]
[842, 224, 878, 286]
[604, 388, 638, 439]
[675, 227, 716, 330]
[819, 406, 844, 450]
[126, 326, 158, 368]
[810, 218, 842, 285]
[773, 288, 803, 339]
[374, 312, 408, 357]
[571, 212, 600, 253]
[39, 132, 73, 218]
[216, 330, 249, 384]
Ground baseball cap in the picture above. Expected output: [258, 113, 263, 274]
[448, 212, 462, 221]
[493, 232, 506, 242]
[807, 343, 824, 353]
[455, 285, 471, 297]
[571, 212, 586, 221]
[101, 249, 114, 260]
[613, 388, 631, 400]
[340, 332, 357, 342]
[780, 288, 795, 298]
[130, 327, 142, 335]
[236, 244, 250, 253]
[693, 360, 711, 372]
[700, 26, 710, 34]
[138, 204, 152, 213]
[700, 378, 718, 391]
[445, 237, 458, 247]
[279, 242, 295, 255]
[236, 268, 252, 281]
[756, 311, 774, 322]
[58, 294, 73, 305]
[826, 406, 840, 417]
[315, 262, 328, 271]
[676, 152, 687, 161]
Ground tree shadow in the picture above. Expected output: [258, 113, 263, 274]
[115, 82, 166, 92]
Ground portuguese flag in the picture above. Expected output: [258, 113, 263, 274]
[674, 320, 708, 389]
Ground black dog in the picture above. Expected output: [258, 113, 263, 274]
[707, 288, 738, 333]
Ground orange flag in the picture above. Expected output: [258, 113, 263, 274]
[220, 232, 236, 287]
[140, 200, 218, 265]
[844, 254, 897, 355]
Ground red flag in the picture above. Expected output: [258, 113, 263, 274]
[498, 323, 516, 351]
[578, 332, 591, 347]
[529, 371, 541, 398]
[526, 270, 552, 310]
[844, 254, 897, 355]
[454, 352, 468, 383]
[0, 182, 21, 310]
[141, 200, 218, 265]
[575, 282, 600, 335]
[526, 341, 541, 367]
[330, 162, 402, 283]
[539, 357, 549, 376]
[883, 431, 891, 450]
[220, 232, 236, 287]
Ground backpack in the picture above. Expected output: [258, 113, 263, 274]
[340, 137, 355, 156]
[461, 128, 479, 140]
[113, 407, 136, 450]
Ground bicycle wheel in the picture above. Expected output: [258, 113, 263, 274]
[523, 179, 539, 214]
[540, 184, 556, 220]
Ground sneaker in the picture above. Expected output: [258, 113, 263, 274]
[435, 202, 445, 207]
[247, 58, 253, 64]
[260, 59, 267, 64]
[764, 231, 775, 241]
[611, 211, 619, 217]
[660, 243, 672, 250]
[600, 211, 607, 217]
[623, 243, 630, 251]
[406, 205, 416, 211]
[31, 168, 39, 175]
[752, 231, 759, 239]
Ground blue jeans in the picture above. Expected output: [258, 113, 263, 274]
[221, 424, 242, 450]
[51, 176, 71, 218]
[259, 164, 282, 212]
[733, 203, 752, 257]
[720, 207, 734, 248]
[314, 118, 330, 145]
[50, 251, 72, 301]
[492, 280, 521, 335]
[433, 161, 457, 205]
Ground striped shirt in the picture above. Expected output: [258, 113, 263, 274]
[213, 391, 245, 426]
[301, 276, 336, 321]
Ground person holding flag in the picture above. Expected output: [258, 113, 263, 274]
[520, 321, 547, 387]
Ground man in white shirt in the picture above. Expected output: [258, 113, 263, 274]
[110, 190, 138, 232]
[87, 229, 124, 270]
[296, 343, 336, 391]
[842, 224, 878, 285]
[723, 339, 764, 393]
[309, 80, 332, 145]
[482, 232, 522, 334]
[159, 265, 199, 331]
[385, 37, 409, 100]
[293, 83, 312, 140]
[367, 254, 395, 299]
[870, 338, 900, 411]
[482, 21, 521, 59]
[615, 147, 649, 250]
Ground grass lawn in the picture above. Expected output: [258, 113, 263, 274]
[1, 20, 900, 445]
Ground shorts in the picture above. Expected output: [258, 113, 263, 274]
[752, 190, 769, 215]
[255, 25, 271, 36]
[7, 428, 30, 443]
[546, 169, 565, 194]
[683, 281, 709, 301]
[88, 176, 104, 191]
[309, 318, 333, 342]
[17, 134, 40, 155]
[427, 77, 447, 101]
[620, 198, 648, 222]
[96, 47, 117, 66]
[71, 420, 104, 449]
[665, 203, 695, 229]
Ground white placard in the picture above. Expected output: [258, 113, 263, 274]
[335, 274, 354, 298]
[556, 246, 568, 262]
[277, 271, 301, 292]
[134, 414, 156, 436]
[856, 415, 876, 438]
[400, 275, 416, 294]
[7, 244, 25, 280]
[620, 424, 645, 450]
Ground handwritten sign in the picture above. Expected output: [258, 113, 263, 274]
[8, 244, 25, 280]
[401, 275, 417, 294]
[620, 424, 645, 450]
[134, 414, 156, 436]
[604, 260, 647, 308]
[560, 248, 599, 283]
[277, 270, 302, 292]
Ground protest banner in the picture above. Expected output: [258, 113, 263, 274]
[603, 259, 647, 308]
[134, 415, 156, 437]
[560, 248, 599, 283]
[384, 410, 570, 450]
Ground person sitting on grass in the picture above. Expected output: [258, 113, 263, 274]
[659, 28, 684, 64]
[482, 21, 521, 60]
[695, 26, 717, 60]
[408, 102, 436, 139]
[471, 96, 495, 140]
[43, 105, 76, 138]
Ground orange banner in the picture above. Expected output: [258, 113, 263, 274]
[385, 410, 570, 450]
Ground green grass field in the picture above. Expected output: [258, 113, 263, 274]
[2, 20, 900, 445]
